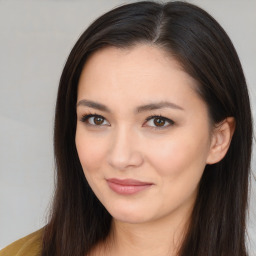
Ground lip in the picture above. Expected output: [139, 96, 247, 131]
[106, 178, 153, 195]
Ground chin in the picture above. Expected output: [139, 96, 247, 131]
[106, 204, 155, 224]
[112, 214, 150, 224]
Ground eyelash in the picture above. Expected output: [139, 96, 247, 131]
[79, 112, 174, 130]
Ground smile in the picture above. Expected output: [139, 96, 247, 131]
[106, 178, 153, 195]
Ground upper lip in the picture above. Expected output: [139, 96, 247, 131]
[107, 178, 153, 186]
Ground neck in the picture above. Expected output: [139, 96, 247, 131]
[113, 219, 186, 256]
[89, 196, 195, 256]
[98, 209, 191, 256]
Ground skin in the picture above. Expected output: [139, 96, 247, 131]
[75, 44, 234, 255]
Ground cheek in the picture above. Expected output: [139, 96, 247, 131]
[144, 133, 210, 212]
[75, 129, 107, 177]
[145, 131, 210, 178]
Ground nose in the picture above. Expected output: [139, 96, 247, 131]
[107, 126, 144, 170]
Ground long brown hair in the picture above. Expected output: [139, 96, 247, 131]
[42, 1, 253, 255]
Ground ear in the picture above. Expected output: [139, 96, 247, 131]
[206, 117, 236, 165]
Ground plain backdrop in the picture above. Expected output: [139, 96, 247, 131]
[0, 0, 255, 254]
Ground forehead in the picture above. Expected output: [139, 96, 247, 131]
[82, 44, 185, 79]
[77, 44, 201, 112]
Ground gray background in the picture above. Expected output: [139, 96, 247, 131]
[0, 0, 255, 254]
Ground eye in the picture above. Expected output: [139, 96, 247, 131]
[144, 115, 174, 130]
[80, 113, 110, 127]
[79, 113, 174, 130]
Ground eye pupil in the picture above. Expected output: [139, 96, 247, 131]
[94, 117, 104, 125]
[154, 118, 165, 126]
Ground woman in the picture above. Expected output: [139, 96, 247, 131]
[0, 1, 253, 256]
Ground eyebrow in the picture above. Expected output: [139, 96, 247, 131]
[76, 99, 184, 113]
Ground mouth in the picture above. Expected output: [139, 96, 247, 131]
[106, 178, 153, 195]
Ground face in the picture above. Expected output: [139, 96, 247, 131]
[75, 44, 214, 224]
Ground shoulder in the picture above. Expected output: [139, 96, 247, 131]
[0, 228, 43, 256]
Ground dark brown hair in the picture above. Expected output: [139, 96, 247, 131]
[42, 1, 253, 256]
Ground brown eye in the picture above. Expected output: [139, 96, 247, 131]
[153, 117, 166, 127]
[80, 114, 110, 126]
[145, 115, 174, 130]
[94, 116, 104, 125]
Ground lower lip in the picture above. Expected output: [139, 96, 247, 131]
[107, 181, 152, 195]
